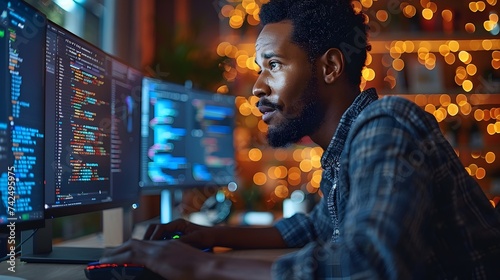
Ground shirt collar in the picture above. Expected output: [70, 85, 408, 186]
[320, 88, 379, 170]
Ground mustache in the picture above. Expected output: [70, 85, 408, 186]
[255, 98, 280, 110]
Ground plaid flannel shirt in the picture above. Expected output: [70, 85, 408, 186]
[272, 88, 500, 279]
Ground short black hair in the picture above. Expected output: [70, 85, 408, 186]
[259, 0, 371, 86]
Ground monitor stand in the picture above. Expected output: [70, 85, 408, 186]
[160, 189, 173, 223]
[159, 189, 184, 223]
[20, 207, 132, 264]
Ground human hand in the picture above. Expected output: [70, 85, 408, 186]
[144, 218, 216, 249]
[100, 239, 212, 280]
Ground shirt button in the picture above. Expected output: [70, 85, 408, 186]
[335, 229, 340, 234]
[333, 183, 337, 189]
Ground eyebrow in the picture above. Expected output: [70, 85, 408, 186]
[262, 52, 278, 59]
[254, 51, 281, 66]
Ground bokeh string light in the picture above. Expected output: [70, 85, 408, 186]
[216, 0, 500, 205]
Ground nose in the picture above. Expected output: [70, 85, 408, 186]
[252, 74, 269, 98]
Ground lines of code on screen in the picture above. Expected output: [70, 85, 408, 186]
[44, 23, 112, 207]
[0, 0, 45, 224]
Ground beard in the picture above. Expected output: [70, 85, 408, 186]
[266, 78, 325, 148]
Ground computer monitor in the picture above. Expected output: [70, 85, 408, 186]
[140, 77, 236, 222]
[188, 89, 236, 186]
[20, 20, 142, 264]
[140, 78, 235, 190]
[0, 0, 46, 233]
[43, 21, 142, 216]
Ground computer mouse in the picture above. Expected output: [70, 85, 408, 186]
[161, 231, 183, 240]
[161, 231, 212, 252]
[84, 262, 166, 280]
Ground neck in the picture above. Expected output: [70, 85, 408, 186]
[309, 84, 360, 150]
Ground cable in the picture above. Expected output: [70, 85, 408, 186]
[0, 228, 39, 262]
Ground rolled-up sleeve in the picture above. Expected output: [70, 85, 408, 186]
[274, 196, 332, 248]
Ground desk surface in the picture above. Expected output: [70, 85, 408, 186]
[0, 248, 296, 280]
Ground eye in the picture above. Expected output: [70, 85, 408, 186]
[269, 61, 281, 71]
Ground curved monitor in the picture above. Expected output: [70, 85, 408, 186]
[0, 0, 46, 232]
[43, 21, 142, 218]
[140, 77, 236, 194]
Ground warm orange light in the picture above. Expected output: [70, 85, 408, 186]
[362, 68, 376, 80]
[484, 20, 496, 31]
[288, 167, 301, 180]
[447, 104, 459, 116]
[422, 8, 434, 20]
[448, 41, 460, 52]
[458, 51, 471, 63]
[439, 95, 451, 107]
[274, 185, 289, 198]
[299, 160, 313, 172]
[482, 40, 493, 50]
[425, 104, 436, 114]
[365, 53, 372, 65]
[445, 53, 456, 65]
[465, 23, 476, 33]
[493, 51, 500, 61]
[415, 94, 427, 106]
[376, 10, 389, 22]
[403, 5, 417, 18]
[474, 109, 485, 121]
[257, 120, 268, 133]
[466, 64, 478, 76]
[352, 1, 362, 13]
[292, 149, 303, 162]
[253, 172, 267, 185]
[460, 103, 472, 115]
[462, 80, 473, 92]
[487, 123, 496, 135]
[476, 168, 486, 180]
[361, 0, 373, 8]
[485, 152, 496, 163]
[490, 13, 499, 23]
[469, 164, 479, 175]
[248, 148, 262, 161]
[392, 59, 405, 71]
[442, 9, 453, 22]
[477, 1, 486, 11]
[469, 2, 478, 12]
[456, 94, 467, 106]
[439, 44, 450, 56]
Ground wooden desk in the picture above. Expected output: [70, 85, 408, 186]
[0, 248, 297, 280]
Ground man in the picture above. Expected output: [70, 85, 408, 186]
[101, 0, 500, 278]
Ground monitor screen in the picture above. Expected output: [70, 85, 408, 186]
[188, 89, 235, 186]
[0, 0, 46, 232]
[44, 21, 141, 218]
[140, 77, 235, 192]
[19, 20, 142, 265]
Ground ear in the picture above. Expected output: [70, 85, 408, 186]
[320, 48, 344, 84]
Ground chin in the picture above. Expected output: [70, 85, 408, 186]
[266, 128, 303, 148]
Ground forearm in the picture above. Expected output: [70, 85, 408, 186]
[199, 255, 273, 280]
[211, 226, 287, 249]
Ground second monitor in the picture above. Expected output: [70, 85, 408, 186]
[140, 78, 236, 193]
